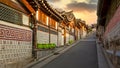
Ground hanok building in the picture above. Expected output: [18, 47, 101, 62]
[76, 19, 87, 38]
[20, 0, 65, 59]
[97, 0, 120, 67]
[59, 11, 76, 45]
[0, 0, 86, 67]
[0, 0, 33, 67]
[75, 19, 82, 40]
[20, 0, 64, 46]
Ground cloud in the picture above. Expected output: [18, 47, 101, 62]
[46, 0, 60, 2]
[66, 1, 97, 12]
[86, 0, 98, 4]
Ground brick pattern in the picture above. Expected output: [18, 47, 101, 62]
[105, 6, 120, 36]
[107, 23, 120, 40]
[0, 24, 32, 66]
[0, 24, 32, 41]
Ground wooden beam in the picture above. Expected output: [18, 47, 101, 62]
[21, 0, 36, 13]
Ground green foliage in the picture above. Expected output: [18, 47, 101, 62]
[37, 43, 56, 49]
[68, 40, 74, 44]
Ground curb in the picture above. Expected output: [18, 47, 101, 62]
[24, 40, 80, 68]
[101, 46, 114, 68]
[24, 53, 53, 68]
[96, 39, 114, 68]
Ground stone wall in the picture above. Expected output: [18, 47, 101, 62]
[0, 20, 32, 68]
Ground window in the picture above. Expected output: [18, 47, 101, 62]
[38, 11, 47, 25]
[0, 3, 22, 24]
[42, 13, 46, 24]
[49, 18, 56, 28]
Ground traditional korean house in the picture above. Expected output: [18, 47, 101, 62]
[20, 0, 63, 46]
[20, 0, 64, 60]
[59, 11, 76, 45]
[75, 19, 82, 40]
[76, 19, 87, 38]
[0, 0, 33, 67]
[81, 21, 87, 38]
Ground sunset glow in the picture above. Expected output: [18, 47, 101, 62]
[47, 0, 98, 25]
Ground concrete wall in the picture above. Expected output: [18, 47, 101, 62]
[0, 20, 32, 67]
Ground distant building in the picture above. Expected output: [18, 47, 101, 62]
[76, 19, 87, 38]
[59, 11, 76, 45]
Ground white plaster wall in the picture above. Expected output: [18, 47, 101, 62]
[82, 30, 87, 38]
[70, 35, 74, 41]
[78, 31, 80, 39]
[22, 14, 29, 26]
[66, 33, 69, 44]
[50, 34, 57, 46]
[58, 32, 62, 46]
[37, 31, 49, 44]
[0, 20, 31, 30]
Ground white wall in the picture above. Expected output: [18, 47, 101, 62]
[37, 31, 49, 44]
[70, 35, 74, 41]
[50, 34, 57, 45]
[58, 31, 63, 46]
[22, 14, 29, 25]
[66, 33, 69, 44]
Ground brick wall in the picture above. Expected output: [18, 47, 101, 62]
[0, 20, 32, 68]
[104, 6, 120, 40]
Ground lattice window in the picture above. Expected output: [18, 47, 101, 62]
[0, 3, 22, 24]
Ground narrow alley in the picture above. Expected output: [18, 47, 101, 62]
[28, 33, 105, 68]
[0, 0, 120, 68]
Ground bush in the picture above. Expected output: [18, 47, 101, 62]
[68, 40, 74, 44]
[37, 43, 56, 49]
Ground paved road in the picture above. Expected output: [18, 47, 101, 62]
[39, 35, 98, 68]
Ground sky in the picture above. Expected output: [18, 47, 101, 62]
[46, 0, 98, 25]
